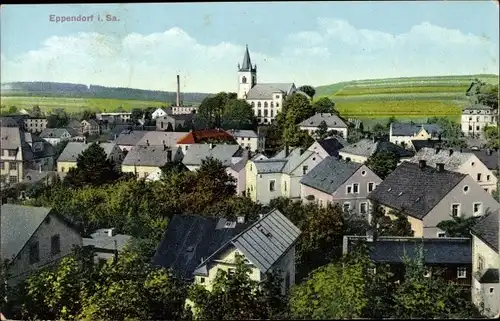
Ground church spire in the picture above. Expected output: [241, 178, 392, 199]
[240, 44, 253, 71]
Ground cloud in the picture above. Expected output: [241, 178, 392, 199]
[1, 18, 498, 92]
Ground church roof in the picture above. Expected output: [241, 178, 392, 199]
[246, 83, 295, 100]
[239, 45, 255, 72]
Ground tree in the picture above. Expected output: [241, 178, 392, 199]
[384, 210, 414, 237]
[81, 110, 96, 121]
[8, 106, 17, 114]
[64, 142, 120, 188]
[371, 123, 388, 139]
[130, 108, 144, 123]
[298, 85, 316, 99]
[46, 110, 70, 128]
[436, 216, 481, 237]
[484, 125, 499, 149]
[222, 99, 256, 130]
[466, 79, 499, 109]
[31, 105, 42, 117]
[428, 117, 466, 148]
[365, 151, 399, 180]
[197, 92, 235, 129]
[386, 116, 397, 129]
[314, 120, 329, 140]
[281, 93, 315, 122]
[312, 97, 337, 115]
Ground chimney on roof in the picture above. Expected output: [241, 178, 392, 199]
[237, 216, 245, 224]
[436, 163, 445, 172]
[487, 149, 492, 156]
[419, 159, 426, 169]
[435, 147, 440, 154]
[299, 148, 304, 155]
[176, 75, 181, 107]
[146, 139, 150, 146]
[284, 144, 290, 157]
[449, 149, 453, 157]
[166, 149, 172, 161]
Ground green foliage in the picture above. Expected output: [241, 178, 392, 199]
[466, 79, 499, 109]
[130, 108, 144, 123]
[436, 215, 481, 237]
[222, 99, 256, 129]
[298, 85, 316, 99]
[80, 109, 96, 121]
[196, 92, 237, 129]
[31, 105, 42, 117]
[8, 106, 17, 114]
[46, 110, 70, 128]
[64, 142, 120, 188]
[277, 93, 316, 147]
[484, 125, 500, 149]
[314, 121, 329, 140]
[365, 151, 399, 180]
[312, 97, 336, 114]
[428, 116, 466, 148]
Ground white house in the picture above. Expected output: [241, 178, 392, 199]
[461, 104, 498, 139]
[151, 107, 170, 120]
[39, 127, 85, 146]
[227, 129, 265, 152]
[299, 113, 349, 139]
[389, 123, 443, 147]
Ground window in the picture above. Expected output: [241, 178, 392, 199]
[29, 242, 40, 264]
[0, 162, 3, 169]
[161, 122, 164, 129]
[284, 181, 287, 192]
[368, 182, 374, 192]
[242, 76, 247, 83]
[490, 288, 494, 294]
[264, 109, 268, 117]
[361, 170, 366, 176]
[437, 232, 446, 238]
[343, 202, 350, 213]
[285, 271, 291, 292]
[228, 268, 235, 277]
[9, 162, 16, 170]
[270, 102, 274, 107]
[478, 255, 484, 271]
[487, 175, 491, 181]
[257, 102, 262, 108]
[346, 185, 353, 194]
[476, 126, 480, 131]
[269, 180, 276, 192]
[302, 165, 308, 175]
[451, 204, 460, 217]
[360, 202, 367, 214]
[476, 116, 480, 122]
[51, 234, 61, 255]
[8, 149, 16, 157]
[200, 277, 205, 284]
[264, 102, 268, 108]
[477, 173, 482, 181]
[9, 176, 18, 184]
[469, 125, 473, 131]
[275, 95, 280, 99]
[276, 102, 279, 107]
[457, 267, 467, 279]
[463, 185, 469, 193]
[61, 167, 65, 173]
[473, 202, 482, 215]
[353, 183, 359, 193]
[423, 269, 432, 278]
[367, 267, 376, 275]
[271, 110, 274, 117]
[258, 110, 262, 116]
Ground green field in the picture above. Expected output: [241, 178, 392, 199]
[315, 74, 499, 120]
[0, 96, 170, 114]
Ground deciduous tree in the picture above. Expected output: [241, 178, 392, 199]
[298, 85, 316, 99]
[312, 97, 337, 114]
[365, 151, 399, 180]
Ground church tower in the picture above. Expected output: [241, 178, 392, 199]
[237, 45, 257, 100]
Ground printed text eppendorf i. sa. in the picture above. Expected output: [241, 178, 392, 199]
[49, 14, 120, 23]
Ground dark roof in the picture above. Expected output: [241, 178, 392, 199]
[475, 268, 499, 284]
[0, 117, 20, 127]
[316, 137, 346, 156]
[341, 139, 414, 158]
[391, 123, 442, 136]
[300, 157, 362, 194]
[471, 211, 499, 253]
[114, 130, 148, 146]
[152, 215, 248, 280]
[165, 113, 196, 121]
[411, 139, 443, 152]
[240, 45, 254, 71]
[177, 129, 236, 144]
[367, 162, 466, 219]
[460, 148, 499, 171]
[345, 236, 472, 265]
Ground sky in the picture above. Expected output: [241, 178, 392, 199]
[1, 2, 499, 93]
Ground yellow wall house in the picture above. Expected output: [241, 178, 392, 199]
[57, 142, 124, 173]
[121, 145, 183, 179]
[151, 209, 301, 316]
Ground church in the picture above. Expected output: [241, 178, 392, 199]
[237, 45, 307, 124]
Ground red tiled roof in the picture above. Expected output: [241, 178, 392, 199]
[177, 129, 235, 144]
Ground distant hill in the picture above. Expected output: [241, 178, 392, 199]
[1, 81, 211, 104]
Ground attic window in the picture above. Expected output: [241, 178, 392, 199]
[387, 187, 392, 192]
[415, 197, 421, 202]
[186, 246, 194, 252]
[398, 192, 404, 196]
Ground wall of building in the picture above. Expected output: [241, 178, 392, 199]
[301, 126, 348, 139]
[121, 165, 161, 179]
[457, 155, 498, 193]
[227, 167, 246, 196]
[461, 111, 498, 138]
[338, 152, 368, 164]
[0, 147, 25, 185]
[234, 136, 259, 152]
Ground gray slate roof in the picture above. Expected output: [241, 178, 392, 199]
[229, 150, 250, 172]
[253, 159, 288, 173]
[367, 161, 467, 219]
[475, 268, 499, 283]
[341, 139, 414, 158]
[40, 127, 81, 139]
[391, 123, 442, 136]
[300, 157, 362, 194]
[136, 131, 185, 147]
[57, 142, 117, 162]
[254, 147, 318, 174]
[408, 147, 473, 171]
[0, 204, 52, 261]
[83, 230, 132, 252]
[299, 113, 348, 128]
[471, 211, 499, 253]
[315, 136, 346, 157]
[0, 117, 20, 127]
[227, 129, 258, 138]
[344, 236, 472, 265]
[410, 139, 443, 152]
[182, 144, 242, 167]
[122, 145, 177, 167]
[114, 130, 148, 146]
[246, 83, 295, 100]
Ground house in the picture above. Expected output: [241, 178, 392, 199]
[300, 157, 382, 216]
[39, 127, 84, 146]
[151, 107, 171, 120]
[0, 204, 82, 285]
[343, 235, 473, 288]
[367, 161, 500, 238]
[0, 114, 29, 131]
[83, 228, 132, 265]
[299, 113, 349, 139]
[0, 117, 21, 128]
[307, 136, 347, 159]
[227, 150, 250, 195]
[465, 138, 490, 149]
[177, 129, 237, 154]
[227, 129, 265, 152]
[22, 169, 63, 189]
[182, 144, 243, 171]
[156, 113, 195, 132]
[339, 138, 414, 164]
[81, 119, 100, 136]
[408, 147, 498, 193]
[1, 127, 57, 186]
[237, 46, 300, 124]
[136, 131, 186, 149]
[172, 106, 198, 115]
[57, 142, 124, 173]
[113, 130, 148, 152]
[470, 211, 500, 318]
[152, 209, 301, 295]
[461, 148, 500, 175]
[410, 138, 444, 152]
[246, 146, 324, 205]
[96, 112, 132, 123]
[461, 104, 498, 139]
[67, 119, 83, 134]
[389, 123, 442, 147]
[251, 153, 268, 161]
[121, 145, 183, 179]
[23, 117, 48, 134]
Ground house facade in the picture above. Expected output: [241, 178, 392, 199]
[96, 112, 132, 123]
[114, 130, 148, 152]
[0, 204, 83, 285]
[83, 228, 132, 265]
[40, 127, 84, 146]
[172, 106, 197, 114]
[227, 129, 265, 152]
[81, 119, 100, 136]
[300, 157, 382, 216]
[299, 113, 349, 139]
[121, 145, 183, 179]
[57, 142, 124, 173]
[156, 114, 195, 132]
[23, 117, 48, 134]
[461, 104, 498, 139]
[389, 123, 442, 147]
[151, 107, 170, 119]
[307, 136, 347, 159]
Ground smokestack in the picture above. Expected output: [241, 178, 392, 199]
[176, 75, 181, 107]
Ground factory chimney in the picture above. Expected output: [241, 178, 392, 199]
[176, 75, 181, 107]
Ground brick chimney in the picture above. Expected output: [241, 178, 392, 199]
[436, 163, 445, 172]
[176, 75, 181, 107]
[419, 159, 426, 169]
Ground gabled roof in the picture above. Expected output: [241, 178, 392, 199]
[391, 123, 442, 137]
[229, 150, 250, 172]
[177, 129, 236, 144]
[475, 268, 499, 284]
[299, 113, 348, 129]
[40, 127, 81, 139]
[1, 126, 23, 149]
[0, 204, 52, 261]
[471, 211, 499, 253]
[246, 83, 295, 100]
[57, 142, 118, 162]
[122, 145, 175, 167]
[253, 159, 288, 173]
[461, 148, 499, 171]
[341, 139, 414, 158]
[83, 230, 132, 252]
[367, 162, 466, 219]
[240, 45, 254, 71]
[253, 147, 319, 174]
[300, 157, 363, 194]
[114, 130, 148, 146]
[410, 139, 443, 152]
[408, 147, 473, 171]
[182, 144, 242, 167]
[82, 119, 99, 127]
[227, 129, 259, 138]
[344, 236, 472, 265]
[282, 149, 317, 174]
[0, 117, 20, 127]
[314, 136, 347, 156]
[136, 131, 186, 147]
